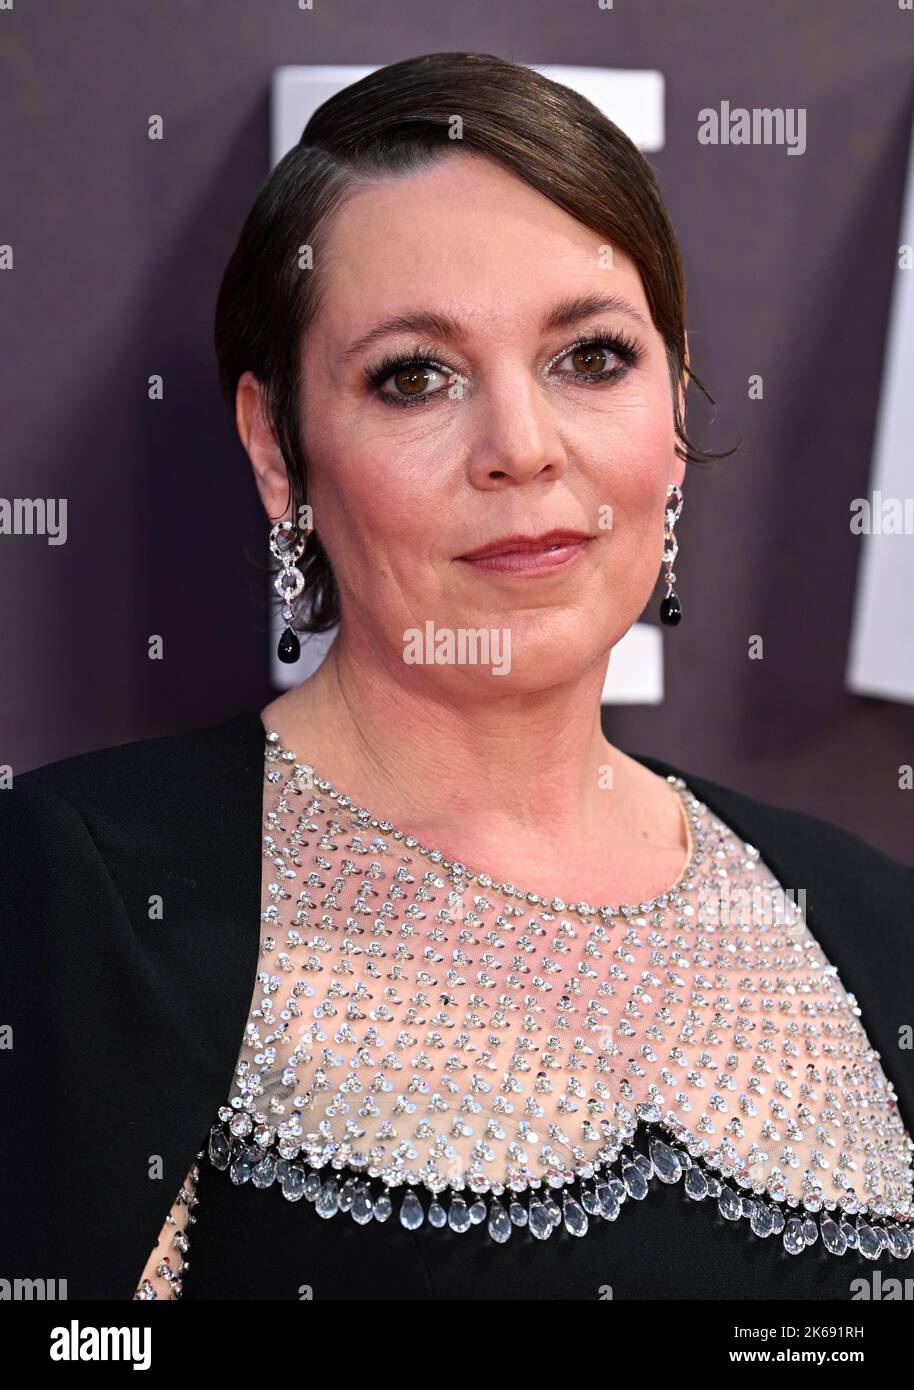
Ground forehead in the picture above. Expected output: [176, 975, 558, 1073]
[313, 152, 650, 344]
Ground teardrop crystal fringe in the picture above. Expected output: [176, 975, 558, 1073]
[132, 1151, 205, 1300]
[207, 1115, 914, 1261]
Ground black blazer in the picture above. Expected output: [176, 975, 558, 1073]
[1, 708, 912, 1299]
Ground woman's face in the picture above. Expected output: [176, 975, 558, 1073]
[281, 151, 685, 689]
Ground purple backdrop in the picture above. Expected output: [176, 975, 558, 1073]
[1, 0, 912, 861]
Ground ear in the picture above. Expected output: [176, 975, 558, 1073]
[236, 370, 293, 523]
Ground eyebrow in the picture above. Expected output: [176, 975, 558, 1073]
[340, 291, 652, 363]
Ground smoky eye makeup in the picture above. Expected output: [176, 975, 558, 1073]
[362, 324, 646, 408]
[363, 342, 458, 406]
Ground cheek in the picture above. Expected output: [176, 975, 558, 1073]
[587, 402, 672, 575]
[305, 432, 445, 592]
[594, 411, 671, 522]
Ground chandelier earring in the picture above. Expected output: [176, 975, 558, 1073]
[660, 483, 683, 626]
[270, 519, 307, 662]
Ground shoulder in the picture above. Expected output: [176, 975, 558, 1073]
[0, 708, 266, 880]
[631, 749, 914, 1140]
[630, 749, 914, 941]
[0, 709, 269, 1294]
[8, 708, 264, 817]
[633, 748, 912, 880]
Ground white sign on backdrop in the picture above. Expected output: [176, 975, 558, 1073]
[846, 111, 914, 707]
[268, 64, 667, 703]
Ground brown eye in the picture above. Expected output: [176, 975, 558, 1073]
[377, 362, 450, 402]
[393, 366, 433, 396]
[550, 335, 635, 384]
[568, 345, 612, 374]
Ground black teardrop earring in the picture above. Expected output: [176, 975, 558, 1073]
[659, 484, 683, 626]
[270, 519, 307, 662]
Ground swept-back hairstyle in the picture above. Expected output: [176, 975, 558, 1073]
[215, 51, 731, 634]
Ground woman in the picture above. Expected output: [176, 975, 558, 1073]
[2, 52, 912, 1302]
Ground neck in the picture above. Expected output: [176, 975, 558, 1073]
[262, 628, 670, 857]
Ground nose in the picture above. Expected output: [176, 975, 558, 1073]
[464, 369, 568, 489]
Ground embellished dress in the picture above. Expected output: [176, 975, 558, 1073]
[134, 729, 914, 1300]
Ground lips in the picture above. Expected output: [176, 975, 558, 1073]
[457, 529, 594, 561]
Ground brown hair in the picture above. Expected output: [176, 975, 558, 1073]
[214, 51, 733, 635]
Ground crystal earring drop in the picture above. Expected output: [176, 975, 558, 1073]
[269, 519, 307, 662]
[660, 484, 683, 626]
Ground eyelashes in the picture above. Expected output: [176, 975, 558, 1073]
[364, 328, 645, 408]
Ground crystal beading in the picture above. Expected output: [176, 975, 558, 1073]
[132, 1153, 203, 1300]
[196, 730, 914, 1265]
